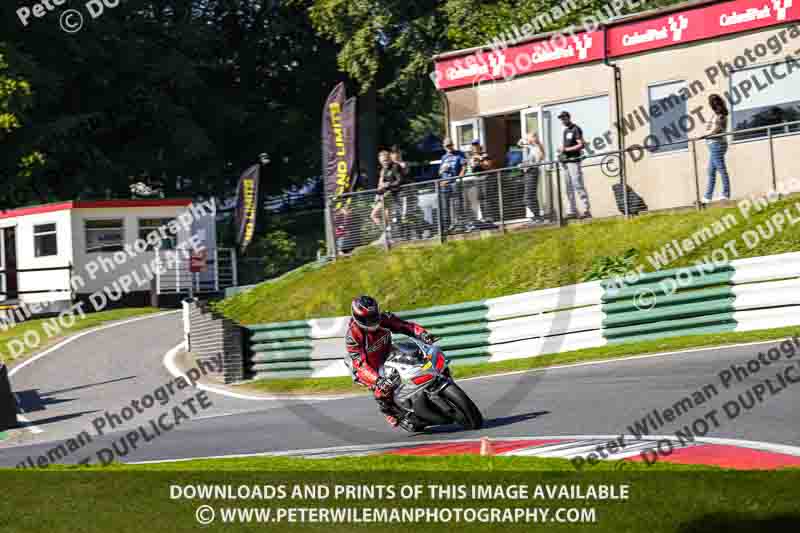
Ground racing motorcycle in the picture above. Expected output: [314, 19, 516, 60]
[379, 339, 483, 432]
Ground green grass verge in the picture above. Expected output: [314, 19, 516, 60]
[1, 459, 799, 533]
[236, 325, 800, 395]
[0, 307, 164, 367]
[216, 196, 800, 324]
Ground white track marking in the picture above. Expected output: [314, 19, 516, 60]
[7, 310, 179, 434]
[130, 434, 800, 465]
[162, 342, 359, 402]
[460, 337, 799, 383]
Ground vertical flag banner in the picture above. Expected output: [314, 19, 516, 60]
[322, 83, 359, 203]
[234, 164, 260, 253]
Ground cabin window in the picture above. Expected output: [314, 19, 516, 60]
[85, 219, 124, 253]
[34, 223, 58, 257]
[138, 218, 177, 250]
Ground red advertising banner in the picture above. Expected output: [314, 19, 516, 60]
[434, 30, 605, 90]
[435, 0, 799, 90]
[608, 0, 799, 56]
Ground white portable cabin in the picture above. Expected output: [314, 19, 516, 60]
[0, 199, 237, 316]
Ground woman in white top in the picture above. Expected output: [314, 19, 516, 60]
[519, 133, 546, 222]
[702, 94, 731, 203]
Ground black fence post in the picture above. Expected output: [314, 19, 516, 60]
[0, 363, 17, 431]
[435, 180, 445, 244]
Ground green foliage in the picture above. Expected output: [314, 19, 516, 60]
[1, 2, 341, 207]
[253, 230, 299, 278]
[582, 248, 640, 281]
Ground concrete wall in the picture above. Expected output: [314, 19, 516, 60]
[446, 22, 800, 218]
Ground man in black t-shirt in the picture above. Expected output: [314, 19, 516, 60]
[557, 111, 592, 219]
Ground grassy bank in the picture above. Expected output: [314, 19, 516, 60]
[217, 196, 800, 325]
[236, 325, 800, 395]
[0, 307, 164, 367]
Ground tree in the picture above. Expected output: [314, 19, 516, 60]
[0, 44, 44, 208]
[0, 1, 341, 206]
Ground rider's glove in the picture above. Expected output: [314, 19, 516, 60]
[375, 376, 395, 394]
[419, 332, 439, 345]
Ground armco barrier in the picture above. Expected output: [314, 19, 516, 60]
[0, 363, 18, 431]
[601, 252, 800, 344]
[243, 281, 608, 380]
[229, 252, 800, 381]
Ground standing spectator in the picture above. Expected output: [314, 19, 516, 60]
[464, 140, 487, 227]
[702, 94, 731, 203]
[519, 132, 547, 224]
[390, 146, 417, 240]
[557, 111, 592, 219]
[371, 150, 404, 242]
[438, 138, 467, 231]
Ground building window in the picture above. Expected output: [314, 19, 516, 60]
[542, 94, 612, 160]
[33, 223, 58, 257]
[138, 218, 176, 250]
[648, 81, 689, 153]
[85, 219, 124, 253]
[731, 62, 800, 141]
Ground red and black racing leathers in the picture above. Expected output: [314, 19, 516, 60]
[344, 312, 428, 390]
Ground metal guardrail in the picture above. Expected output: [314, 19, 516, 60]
[327, 119, 800, 255]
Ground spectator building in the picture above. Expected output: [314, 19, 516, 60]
[433, 0, 800, 217]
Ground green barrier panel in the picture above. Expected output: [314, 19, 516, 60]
[250, 339, 313, 351]
[607, 322, 738, 344]
[602, 286, 732, 314]
[248, 347, 315, 359]
[246, 320, 313, 332]
[414, 310, 491, 328]
[603, 310, 736, 340]
[249, 327, 312, 342]
[251, 360, 337, 372]
[602, 271, 734, 303]
[437, 333, 492, 350]
[251, 369, 327, 380]
[601, 262, 734, 289]
[250, 352, 320, 365]
[603, 298, 736, 328]
[395, 301, 489, 320]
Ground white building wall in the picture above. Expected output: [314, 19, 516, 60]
[70, 205, 194, 297]
[4, 209, 74, 305]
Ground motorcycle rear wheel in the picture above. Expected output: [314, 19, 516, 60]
[440, 384, 483, 430]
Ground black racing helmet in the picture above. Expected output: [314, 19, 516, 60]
[351, 295, 381, 331]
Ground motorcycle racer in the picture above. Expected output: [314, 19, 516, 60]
[345, 295, 437, 428]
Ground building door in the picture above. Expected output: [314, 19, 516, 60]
[0, 227, 18, 301]
[451, 118, 485, 154]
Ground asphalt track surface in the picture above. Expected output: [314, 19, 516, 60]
[0, 312, 798, 466]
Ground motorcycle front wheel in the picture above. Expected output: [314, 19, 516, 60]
[440, 384, 484, 430]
